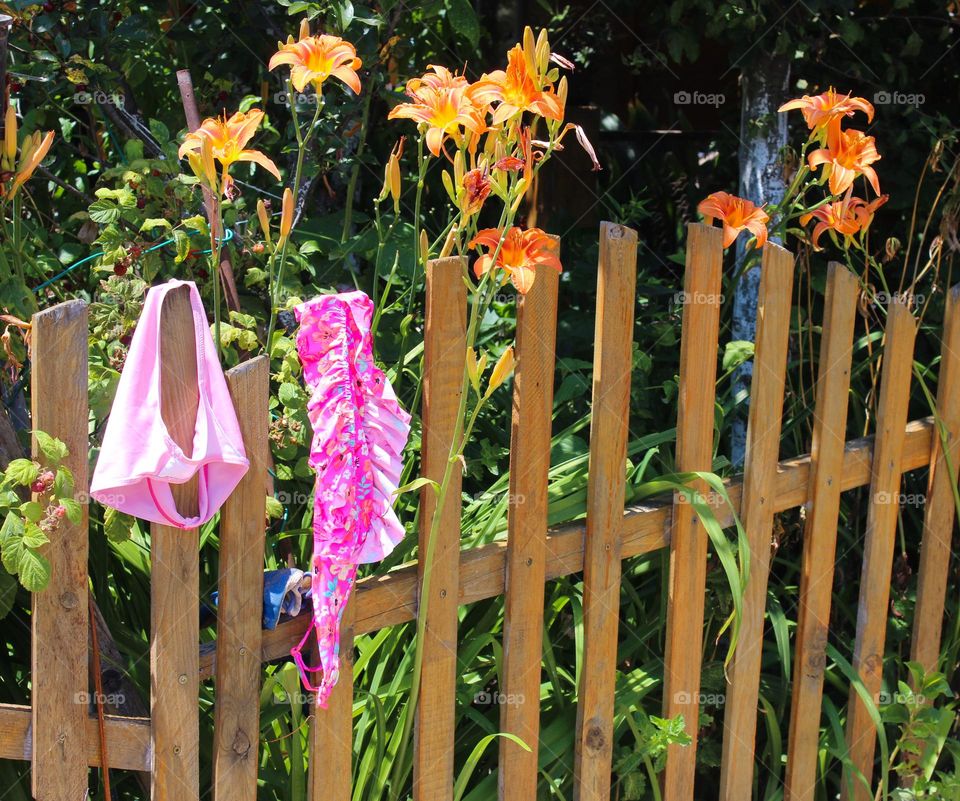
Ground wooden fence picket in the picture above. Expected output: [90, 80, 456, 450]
[213, 354, 270, 801]
[151, 285, 201, 801]
[415, 256, 467, 801]
[784, 263, 860, 801]
[574, 222, 638, 801]
[842, 300, 917, 801]
[661, 222, 724, 801]
[309, 600, 355, 801]
[499, 254, 560, 799]
[911, 283, 960, 672]
[719, 243, 795, 801]
[30, 300, 90, 801]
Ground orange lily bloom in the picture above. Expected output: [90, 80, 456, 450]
[406, 64, 469, 94]
[697, 191, 769, 248]
[178, 109, 280, 191]
[778, 88, 874, 138]
[269, 29, 362, 94]
[800, 194, 888, 249]
[461, 168, 491, 215]
[469, 45, 563, 125]
[469, 226, 561, 294]
[6, 130, 55, 200]
[808, 127, 881, 196]
[388, 68, 486, 156]
[851, 194, 888, 229]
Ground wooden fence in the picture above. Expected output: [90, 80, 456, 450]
[0, 221, 956, 801]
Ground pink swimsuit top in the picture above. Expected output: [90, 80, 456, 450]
[90, 279, 249, 528]
[291, 291, 411, 706]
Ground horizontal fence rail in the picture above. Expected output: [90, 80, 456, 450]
[2, 221, 958, 801]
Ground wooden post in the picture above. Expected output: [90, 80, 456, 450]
[30, 300, 90, 801]
[911, 284, 960, 671]
[784, 263, 859, 801]
[574, 222, 638, 801]
[414, 256, 467, 801]
[213, 355, 270, 801]
[662, 222, 724, 801]
[151, 285, 201, 801]
[309, 601, 355, 801]
[499, 256, 560, 798]
[719, 243, 795, 800]
[842, 300, 917, 801]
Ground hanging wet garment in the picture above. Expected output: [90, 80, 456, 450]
[290, 291, 410, 707]
[90, 279, 249, 528]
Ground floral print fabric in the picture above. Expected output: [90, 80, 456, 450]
[291, 291, 410, 707]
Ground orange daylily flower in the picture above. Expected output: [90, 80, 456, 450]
[406, 64, 469, 94]
[388, 67, 486, 156]
[800, 194, 888, 249]
[778, 88, 874, 137]
[5, 130, 55, 200]
[461, 168, 491, 215]
[269, 25, 362, 95]
[808, 127, 882, 196]
[469, 226, 561, 294]
[469, 45, 564, 125]
[178, 109, 280, 191]
[697, 191, 769, 248]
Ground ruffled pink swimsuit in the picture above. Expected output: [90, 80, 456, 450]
[90, 279, 249, 528]
[291, 291, 410, 706]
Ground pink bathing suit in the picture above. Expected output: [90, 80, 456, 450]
[291, 291, 410, 707]
[90, 279, 249, 528]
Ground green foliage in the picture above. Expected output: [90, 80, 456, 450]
[0, 433, 75, 597]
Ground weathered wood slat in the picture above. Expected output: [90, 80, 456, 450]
[30, 300, 90, 801]
[499, 259, 560, 798]
[842, 301, 917, 801]
[309, 601, 355, 801]
[151, 286, 201, 801]
[251, 418, 936, 668]
[574, 222, 638, 801]
[415, 256, 467, 801]
[784, 263, 860, 801]
[662, 222, 724, 801]
[0, 703, 151, 771]
[911, 284, 960, 672]
[719, 243, 795, 800]
[213, 355, 269, 801]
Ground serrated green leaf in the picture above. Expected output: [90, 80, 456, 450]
[173, 229, 192, 264]
[278, 382, 304, 409]
[140, 217, 173, 233]
[53, 467, 74, 499]
[265, 495, 283, 520]
[182, 215, 208, 235]
[21, 522, 48, 549]
[722, 340, 754, 373]
[103, 506, 134, 543]
[17, 547, 51, 592]
[89, 198, 120, 224]
[35, 430, 68, 465]
[59, 498, 82, 526]
[19, 501, 42, 523]
[5, 459, 39, 487]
